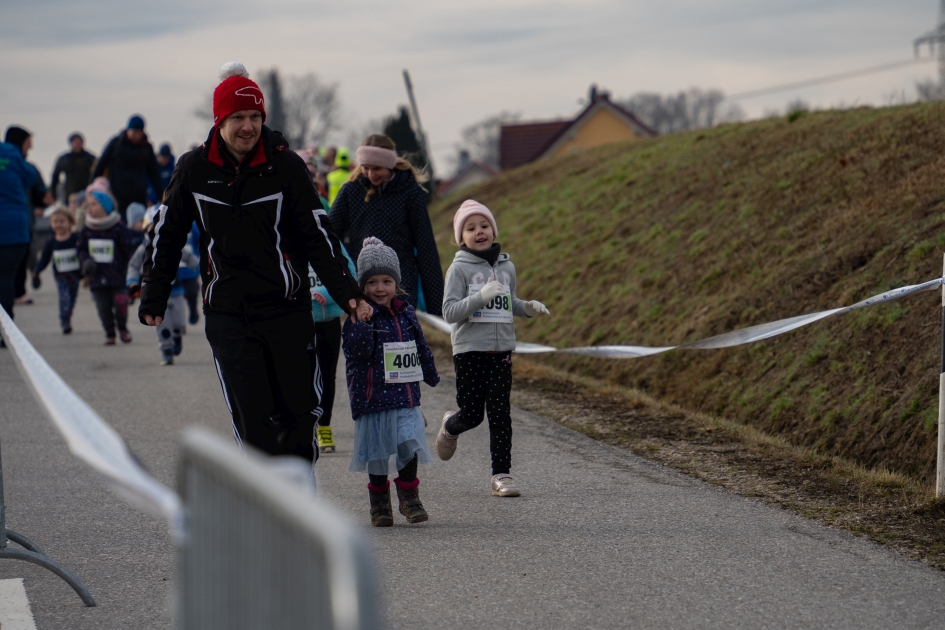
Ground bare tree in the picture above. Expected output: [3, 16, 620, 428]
[283, 73, 340, 150]
[916, 79, 945, 101]
[619, 88, 743, 134]
[446, 111, 520, 175]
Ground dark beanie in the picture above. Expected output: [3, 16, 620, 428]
[127, 115, 145, 130]
[158, 143, 172, 157]
[4, 126, 31, 149]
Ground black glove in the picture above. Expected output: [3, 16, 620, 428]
[81, 259, 97, 276]
[31, 274, 41, 290]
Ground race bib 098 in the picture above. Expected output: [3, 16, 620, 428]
[383, 340, 423, 383]
[53, 248, 80, 273]
[469, 284, 513, 323]
[88, 239, 115, 264]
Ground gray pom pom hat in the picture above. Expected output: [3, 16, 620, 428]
[356, 236, 401, 289]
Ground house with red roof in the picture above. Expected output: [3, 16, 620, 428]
[499, 88, 657, 171]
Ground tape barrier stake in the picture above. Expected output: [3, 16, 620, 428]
[938, 254, 945, 497]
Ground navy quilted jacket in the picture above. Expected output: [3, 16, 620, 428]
[342, 297, 439, 420]
[328, 170, 444, 316]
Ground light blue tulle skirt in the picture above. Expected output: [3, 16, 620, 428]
[349, 406, 432, 475]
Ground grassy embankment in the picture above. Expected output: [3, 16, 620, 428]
[428, 102, 945, 486]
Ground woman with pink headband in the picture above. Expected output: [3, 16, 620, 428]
[328, 134, 444, 317]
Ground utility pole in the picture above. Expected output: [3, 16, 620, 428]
[914, 0, 945, 88]
[402, 70, 435, 180]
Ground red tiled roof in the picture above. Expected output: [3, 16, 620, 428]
[499, 120, 571, 170]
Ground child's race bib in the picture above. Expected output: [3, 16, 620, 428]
[53, 248, 80, 273]
[88, 239, 115, 264]
[468, 284, 513, 323]
[384, 340, 423, 383]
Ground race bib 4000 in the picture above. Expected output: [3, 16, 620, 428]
[88, 239, 115, 264]
[384, 340, 423, 383]
[469, 284, 513, 323]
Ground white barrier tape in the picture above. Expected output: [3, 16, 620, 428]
[0, 308, 181, 525]
[417, 277, 944, 358]
[414, 311, 557, 353]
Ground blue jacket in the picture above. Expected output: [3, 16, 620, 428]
[342, 298, 439, 420]
[177, 222, 201, 281]
[0, 142, 38, 245]
[311, 245, 357, 321]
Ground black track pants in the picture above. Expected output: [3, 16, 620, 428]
[445, 351, 513, 475]
[311, 317, 342, 427]
[206, 310, 318, 462]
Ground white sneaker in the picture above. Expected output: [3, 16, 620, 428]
[436, 412, 459, 460]
[491, 474, 521, 497]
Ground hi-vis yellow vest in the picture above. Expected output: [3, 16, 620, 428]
[327, 168, 351, 206]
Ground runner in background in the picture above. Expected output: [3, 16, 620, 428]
[437, 200, 550, 497]
[5, 126, 52, 307]
[92, 115, 163, 222]
[309, 235, 357, 454]
[329, 134, 444, 316]
[148, 143, 175, 205]
[326, 146, 351, 205]
[127, 212, 198, 365]
[77, 191, 134, 346]
[0, 130, 38, 324]
[31, 208, 81, 334]
[50, 133, 95, 204]
[342, 237, 438, 526]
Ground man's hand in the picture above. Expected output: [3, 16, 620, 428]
[143, 314, 163, 327]
[348, 298, 372, 323]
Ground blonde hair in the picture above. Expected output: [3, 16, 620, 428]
[48, 206, 75, 226]
[348, 134, 429, 202]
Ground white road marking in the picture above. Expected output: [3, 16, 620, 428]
[0, 578, 37, 630]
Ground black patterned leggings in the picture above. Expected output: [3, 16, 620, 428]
[445, 351, 513, 475]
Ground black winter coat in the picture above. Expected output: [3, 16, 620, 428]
[92, 132, 162, 203]
[139, 125, 360, 323]
[50, 150, 96, 198]
[329, 170, 444, 316]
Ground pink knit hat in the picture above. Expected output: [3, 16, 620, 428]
[356, 145, 397, 169]
[453, 199, 498, 245]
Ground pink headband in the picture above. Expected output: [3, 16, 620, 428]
[356, 145, 398, 169]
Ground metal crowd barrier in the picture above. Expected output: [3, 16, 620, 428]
[0, 307, 378, 627]
[177, 428, 378, 630]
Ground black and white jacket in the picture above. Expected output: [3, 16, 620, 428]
[139, 126, 360, 323]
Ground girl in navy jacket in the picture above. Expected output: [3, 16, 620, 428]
[342, 237, 438, 527]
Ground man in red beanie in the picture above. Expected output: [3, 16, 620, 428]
[139, 61, 370, 469]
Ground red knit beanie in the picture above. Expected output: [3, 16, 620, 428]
[212, 62, 267, 125]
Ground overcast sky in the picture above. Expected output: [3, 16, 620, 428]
[1, 0, 940, 180]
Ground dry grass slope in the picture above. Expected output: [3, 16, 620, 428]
[429, 102, 945, 484]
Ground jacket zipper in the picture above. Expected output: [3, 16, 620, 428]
[390, 306, 414, 407]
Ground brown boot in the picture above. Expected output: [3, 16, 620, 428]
[394, 478, 428, 523]
[368, 481, 393, 527]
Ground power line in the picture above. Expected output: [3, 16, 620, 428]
[726, 57, 935, 101]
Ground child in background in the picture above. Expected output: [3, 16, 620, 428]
[310, 245, 357, 453]
[343, 237, 438, 527]
[127, 218, 198, 365]
[438, 200, 550, 497]
[179, 221, 201, 325]
[125, 202, 148, 249]
[77, 191, 134, 345]
[31, 208, 81, 334]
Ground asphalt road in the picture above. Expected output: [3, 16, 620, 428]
[1, 276, 945, 629]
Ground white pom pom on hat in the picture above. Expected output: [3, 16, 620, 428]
[218, 61, 249, 81]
